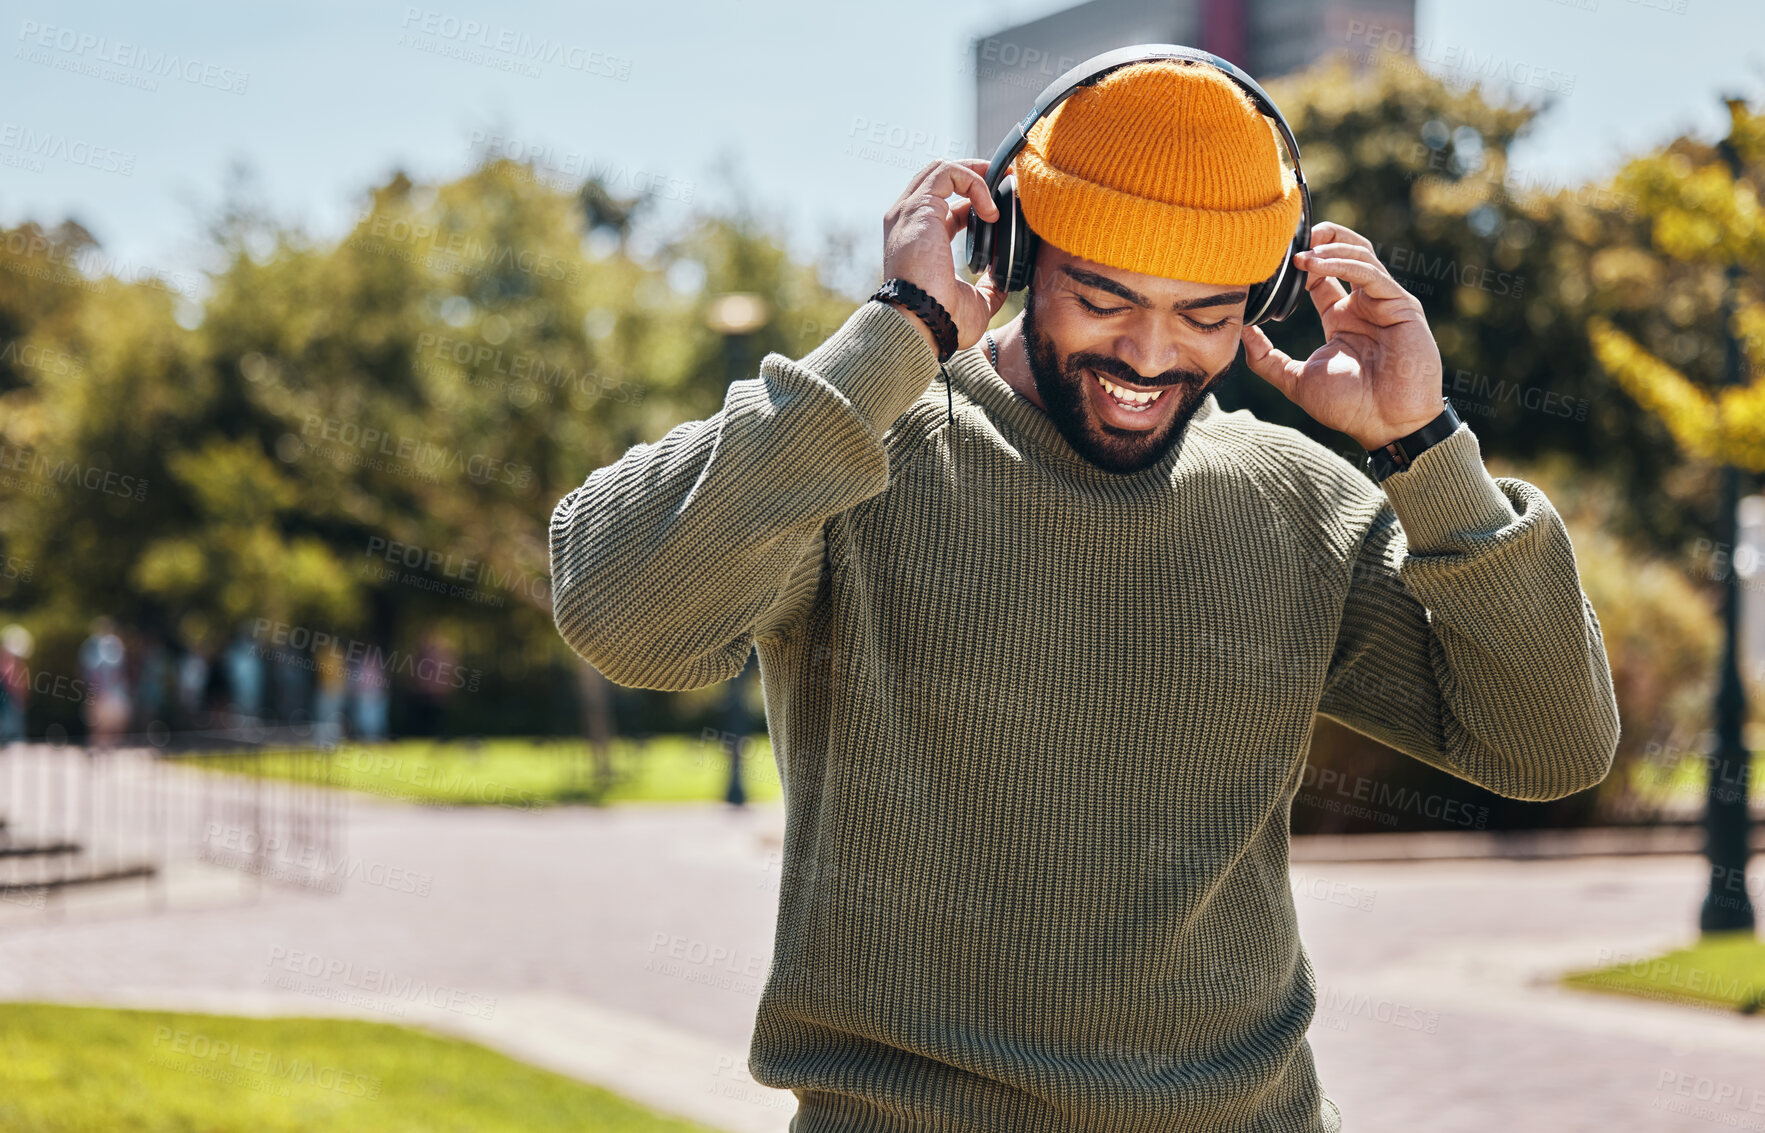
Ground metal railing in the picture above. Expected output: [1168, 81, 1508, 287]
[0, 744, 346, 911]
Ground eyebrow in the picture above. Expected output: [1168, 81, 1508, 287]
[1060, 265, 1247, 312]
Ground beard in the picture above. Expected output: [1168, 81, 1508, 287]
[1022, 285, 1228, 476]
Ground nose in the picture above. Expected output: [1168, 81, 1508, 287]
[1113, 319, 1186, 383]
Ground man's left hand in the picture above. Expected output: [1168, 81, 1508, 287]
[1240, 221, 1444, 451]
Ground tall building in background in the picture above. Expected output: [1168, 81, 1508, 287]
[972, 0, 1415, 155]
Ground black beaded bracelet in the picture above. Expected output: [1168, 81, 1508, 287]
[872, 278, 958, 363]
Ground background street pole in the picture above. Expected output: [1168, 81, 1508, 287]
[705, 293, 773, 810]
[1700, 97, 1757, 936]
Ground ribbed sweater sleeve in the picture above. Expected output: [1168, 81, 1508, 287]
[1317, 422, 1621, 801]
[548, 299, 942, 690]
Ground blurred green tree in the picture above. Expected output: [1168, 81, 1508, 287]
[0, 156, 861, 746]
[1585, 99, 1764, 468]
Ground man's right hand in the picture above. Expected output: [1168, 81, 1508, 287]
[881, 159, 1011, 353]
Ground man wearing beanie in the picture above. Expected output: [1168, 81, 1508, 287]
[550, 57, 1618, 1133]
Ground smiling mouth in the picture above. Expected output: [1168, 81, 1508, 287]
[1088, 368, 1170, 413]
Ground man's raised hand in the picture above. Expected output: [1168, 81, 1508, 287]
[1240, 220, 1445, 451]
[882, 159, 1011, 351]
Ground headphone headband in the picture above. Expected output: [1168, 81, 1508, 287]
[982, 44, 1303, 195]
[965, 43, 1312, 325]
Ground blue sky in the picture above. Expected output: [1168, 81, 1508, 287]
[2, 0, 1761, 302]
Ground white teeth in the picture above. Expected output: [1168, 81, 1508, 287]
[1096, 372, 1164, 407]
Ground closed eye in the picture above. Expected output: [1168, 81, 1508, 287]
[1077, 296, 1127, 316]
[1079, 295, 1233, 333]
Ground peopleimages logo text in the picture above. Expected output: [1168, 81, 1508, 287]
[15, 21, 249, 93]
[250, 620, 482, 692]
[397, 8, 631, 80]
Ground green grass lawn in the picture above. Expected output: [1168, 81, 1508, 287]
[184, 734, 1749, 813]
[0, 1002, 724, 1132]
[175, 735, 782, 808]
[1559, 930, 1765, 1014]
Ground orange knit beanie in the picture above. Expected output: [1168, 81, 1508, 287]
[1014, 59, 1303, 286]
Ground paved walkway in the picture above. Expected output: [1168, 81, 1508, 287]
[2, 785, 1763, 1132]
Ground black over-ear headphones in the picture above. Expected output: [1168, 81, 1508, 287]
[964, 43, 1313, 325]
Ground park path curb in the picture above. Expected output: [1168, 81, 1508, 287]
[726, 800, 1765, 863]
[1287, 824, 1765, 863]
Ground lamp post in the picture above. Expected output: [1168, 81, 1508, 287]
[1701, 97, 1756, 936]
[705, 292, 772, 808]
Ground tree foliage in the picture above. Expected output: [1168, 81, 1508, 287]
[1586, 100, 1765, 469]
[0, 158, 860, 732]
[1241, 53, 1729, 557]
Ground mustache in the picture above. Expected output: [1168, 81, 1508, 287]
[1067, 353, 1206, 390]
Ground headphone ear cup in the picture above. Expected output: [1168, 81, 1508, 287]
[986, 175, 1016, 290]
[992, 176, 1040, 293]
[1246, 225, 1310, 326]
[1011, 197, 1040, 293]
[1243, 276, 1273, 327]
[964, 189, 994, 278]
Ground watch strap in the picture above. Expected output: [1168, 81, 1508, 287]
[1365, 397, 1463, 483]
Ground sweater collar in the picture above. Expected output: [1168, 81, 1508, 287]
[941, 340, 1218, 483]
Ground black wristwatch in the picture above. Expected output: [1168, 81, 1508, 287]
[1364, 397, 1463, 483]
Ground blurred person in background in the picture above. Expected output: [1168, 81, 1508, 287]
[131, 633, 170, 739]
[411, 630, 459, 737]
[78, 617, 130, 748]
[222, 621, 264, 733]
[175, 644, 209, 736]
[312, 648, 346, 748]
[271, 644, 311, 733]
[0, 624, 32, 745]
[348, 651, 389, 742]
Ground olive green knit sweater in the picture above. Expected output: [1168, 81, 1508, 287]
[549, 299, 1620, 1132]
